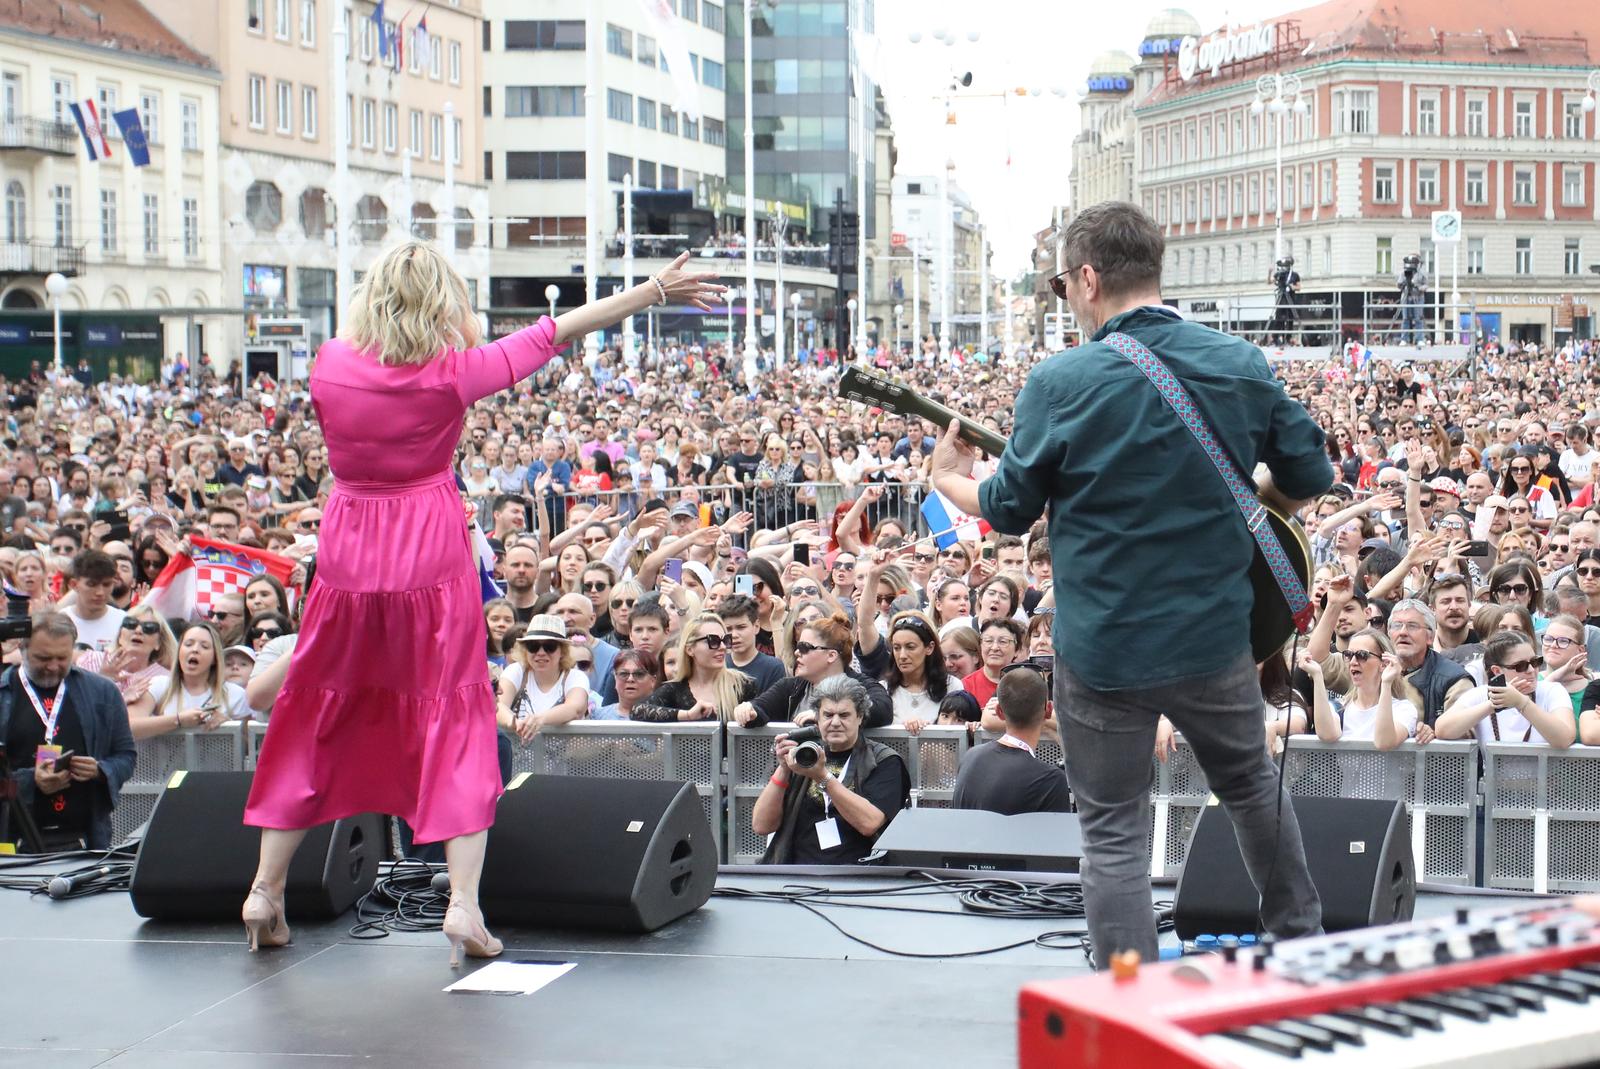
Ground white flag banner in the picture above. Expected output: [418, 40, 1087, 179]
[638, 0, 703, 122]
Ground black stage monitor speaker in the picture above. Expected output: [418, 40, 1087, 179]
[1173, 797, 1415, 940]
[873, 809, 1084, 873]
[480, 774, 716, 933]
[129, 771, 383, 921]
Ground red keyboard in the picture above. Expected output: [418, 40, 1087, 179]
[1019, 904, 1600, 1068]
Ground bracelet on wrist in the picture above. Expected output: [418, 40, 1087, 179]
[769, 772, 788, 787]
[649, 277, 668, 306]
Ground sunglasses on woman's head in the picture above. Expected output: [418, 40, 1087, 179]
[120, 619, 160, 635]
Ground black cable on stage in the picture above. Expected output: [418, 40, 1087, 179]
[347, 859, 449, 940]
[0, 842, 138, 899]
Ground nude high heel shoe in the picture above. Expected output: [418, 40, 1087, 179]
[442, 893, 503, 968]
[241, 884, 291, 951]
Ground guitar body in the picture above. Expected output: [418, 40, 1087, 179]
[1250, 504, 1313, 662]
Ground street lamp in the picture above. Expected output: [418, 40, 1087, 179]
[544, 283, 560, 320]
[790, 291, 803, 361]
[726, 286, 739, 359]
[894, 303, 904, 353]
[259, 273, 283, 313]
[1252, 72, 1306, 263]
[45, 271, 68, 373]
[846, 298, 858, 355]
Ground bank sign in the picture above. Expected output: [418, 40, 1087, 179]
[1178, 22, 1277, 82]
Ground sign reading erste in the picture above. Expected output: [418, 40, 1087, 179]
[1178, 22, 1277, 82]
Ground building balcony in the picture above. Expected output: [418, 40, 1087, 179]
[0, 243, 87, 276]
[0, 116, 78, 156]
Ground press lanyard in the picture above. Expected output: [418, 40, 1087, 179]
[821, 755, 851, 816]
[21, 671, 66, 745]
[998, 734, 1035, 757]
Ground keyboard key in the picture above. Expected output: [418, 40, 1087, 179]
[1334, 1005, 1412, 1037]
[1497, 982, 1548, 1011]
[1411, 992, 1491, 1022]
[1303, 1013, 1365, 1045]
[1390, 999, 1446, 1030]
[1222, 1025, 1306, 1058]
[1463, 986, 1518, 1016]
[1269, 1020, 1337, 1052]
[1557, 969, 1600, 995]
[1520, 974, 1588, 1002]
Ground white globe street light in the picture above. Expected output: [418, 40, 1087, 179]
[259, 273, 283, 311]
[544, 283, 560, 319]
[45, 272, 69, 373]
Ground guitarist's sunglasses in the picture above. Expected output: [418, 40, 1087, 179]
[1047, 265, 1088, 299]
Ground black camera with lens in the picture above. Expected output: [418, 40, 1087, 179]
[786, 725, 826, 769]
[1273, 257, 1296, 289]
[0, 588, 33, 643]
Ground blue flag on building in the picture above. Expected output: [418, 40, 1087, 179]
[370, 0, 390, 59]
[112, 108, 150, 167]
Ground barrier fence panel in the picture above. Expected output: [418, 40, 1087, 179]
[725, 724, 973, 865]
[1484, 743, 1600, 895]
[506, 722, 724, 861]
[1146, 737, 1478, 884]
[246, 722, 267, 769]
[115, 724, 248, 844]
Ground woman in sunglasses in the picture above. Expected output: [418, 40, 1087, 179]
[130, 622, 254, 737]
[1298, 629, 1418, 749]
[76, 604, 177, 714]
[1539, 614, 1593, 728]
[1573, 549, 1600, 629]
[1485, 561, 1544, 624]
[495, 614, 590, 743]
[1435, 631, 1576, 747]
[629, 612, 760, 724]
[1498, 452, 1560, 526]
[595, 649, 660, 721]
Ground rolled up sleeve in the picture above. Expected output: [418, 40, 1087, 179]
[1262, 393, 1335, 501]
[979, 371, 1061, 535]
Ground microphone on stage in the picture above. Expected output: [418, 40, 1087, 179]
[47, 866, 114, 900]
[430, 871, 452, 897]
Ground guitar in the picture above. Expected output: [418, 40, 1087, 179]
[837, 364, 1312, 661]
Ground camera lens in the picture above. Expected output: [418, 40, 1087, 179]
[792, 741, 823, 769]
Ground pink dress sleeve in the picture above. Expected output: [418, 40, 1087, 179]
[451, 316, 561, 404]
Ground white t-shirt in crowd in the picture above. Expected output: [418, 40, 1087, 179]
[891, 675, 965, 724]
[1455, 680, 1569, 745]
[502, 664, 591, 717]
[1560, 447, 1599, 484]
[147, 675, 254, 721]
[65, 606, 127, 653]
[247, 634, 299, 720]
[1336, 695, 1419, 742]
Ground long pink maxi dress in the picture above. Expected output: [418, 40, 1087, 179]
[244, 317, 559, 843]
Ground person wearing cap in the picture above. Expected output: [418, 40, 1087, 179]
[219, 438, 265, 488]
[496, 614, 591, 742]
[223, 645, 258, 688]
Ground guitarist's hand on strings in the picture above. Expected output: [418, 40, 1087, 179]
[931, 420, 976, 483]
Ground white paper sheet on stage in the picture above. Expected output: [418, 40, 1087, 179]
[444, 960, 576, 995]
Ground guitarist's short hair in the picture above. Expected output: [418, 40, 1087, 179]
[1060, 202, 1164, 300]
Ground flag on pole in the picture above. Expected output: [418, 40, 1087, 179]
[471, 520, 504, 602]
[68, 100, 112, 161]
[392, 11, 407, 72]
[140, 537, 298, 621]
[638, 0, 703, 121]
[370, 0, 390, 60]
[919, 490, 992, 550]
[112, 108, 151, 167]
[413, 10, 431, 68]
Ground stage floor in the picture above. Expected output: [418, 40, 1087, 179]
[0, 869, 1543, 1069]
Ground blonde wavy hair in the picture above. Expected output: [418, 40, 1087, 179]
[343, 240, 480, 365]
[670, 612, 750, 721]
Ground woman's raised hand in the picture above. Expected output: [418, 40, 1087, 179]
[655, 252, 726, 312]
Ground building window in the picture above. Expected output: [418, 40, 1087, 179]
[661, 165, 678, 189]
[1514, 97, 1534, 138]
[483, 151, 492, 180]
[504, 20, 584, 50]
[703, 2, 724, 32]
[683, 115, 698, 141]
[507, 86, 584, 117]
[299, 0, 315, 45]
[139, 91, 161, 144]
[505, 151, 585, 180]
[1266, 175, 1277, 213]
[409, 109, 423, 155]
[4, 181, 25, 243]
[680, 0, 698, 18]
[276, 81, 293, 134]
[638, 159, 657, 188]
[142, 193, 159, 256]
[606, 88, 633, 123]
[1515, 237, 1532, 275]
[1467, 238, 1484, 274]
[636, 34, 658, 67]
[1566, 98, 1587, 139]
[451, 117, 461, 165]
[1420, 238, 1436, 278]
[1566, 238, 1583, 276]
[701, 58, 724, 91]
[1217, 181, 1229, 217]
[1282, 174, 1294, 211]
[1323, 236, 1332, 275]
[99, 189, 118, 254]
[638, 97, 656, 129]
[1200, 185, 1211, 220]
[274, 0, 290, 39]
[605, 23, 632, 59]
[1563, 165, 1584, 206]
[704, 117, 725, 147]
[607, 152, 632, 183]
[449, 41, 461, 84]
[1231, 177, 1243, 216]
[1376, 236, 1393, 275]
[180, 98, 199, 150]
[1417, 164, 1439, 204]
[182, 197, 199, 257]
[429, 38, 442, 80]
[1417, 94, 1439, 135]
[301, 86, 317, 138]
[1301, 166, 1314, 207]
[661, 107, 677, 136]
[51, 76, 74, 125]
[1465, 165, 1487, 205]
[430, 113, 443, 160]
[1334, 88, 1375, 134]
[52, 184, 72, 246]
[248, 75, 266, 129]
[1373, 162, 1395, 203]
[247, 0, 264, 33]
[382, 102, 397, 152]
[1465, 96, 1487, 137]
[1321, 161, 1334, 205]
[360, 98, 375, 147]
[1248, 174, 1260, 213]
[1513, 167, 1535, 205]
[246, 180, 282, 231]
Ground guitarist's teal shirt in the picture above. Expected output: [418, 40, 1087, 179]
[978, 306, 1333, 691]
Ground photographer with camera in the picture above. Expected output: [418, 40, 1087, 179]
[751, 674, 910, 864]
[1397, 254, 1428, 346]
[1268, 256, 1301, 346]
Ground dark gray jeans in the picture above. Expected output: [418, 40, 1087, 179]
[1056, 651, 1323, 968]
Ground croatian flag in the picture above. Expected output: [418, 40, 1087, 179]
[68, 100, 112, 161]
[471, 520, 503, 602]
[413, 11, 431, 67]
[920, 490, 991, 550]
[140, 538, 297, 621]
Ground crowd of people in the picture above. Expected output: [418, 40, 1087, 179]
[5, 321, 1600, 863]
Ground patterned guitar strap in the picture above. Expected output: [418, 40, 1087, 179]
[1102, 331, 1315, 634]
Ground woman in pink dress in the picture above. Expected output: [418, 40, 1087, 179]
[240, 242, 723, 964]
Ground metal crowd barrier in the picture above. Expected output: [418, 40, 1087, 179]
[114, 724, 249, 844]
[1149, 737, 1480, 886]
[1483, 743, 1600, 895]
[507, 722, 724, 860]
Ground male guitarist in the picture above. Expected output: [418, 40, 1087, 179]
[931, 202, 1334, 969]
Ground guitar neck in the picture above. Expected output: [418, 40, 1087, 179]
[838, 367, 1009, 456]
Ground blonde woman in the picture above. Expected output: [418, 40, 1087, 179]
[630, 612, 759, 723]
[240, 240, 723, 964]
[1297, 628, 1420, 750]
[128, 622, 251, 740]
[76, 604, 177, 709]
[495, 614, 590, 736]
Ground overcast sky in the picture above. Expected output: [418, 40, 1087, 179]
[875, 0, 1304, 279]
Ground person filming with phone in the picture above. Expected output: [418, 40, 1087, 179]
[1433, 631, 1576, 747]
[0, 612, 136, 851]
